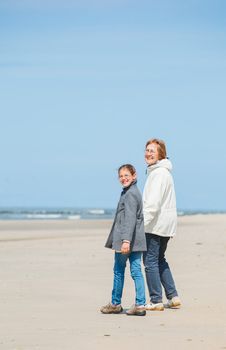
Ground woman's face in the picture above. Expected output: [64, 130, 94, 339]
[145, 142, 159, 165]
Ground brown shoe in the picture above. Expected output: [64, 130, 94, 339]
[126, 304, 146, 316]
[100, 302, 123, 314]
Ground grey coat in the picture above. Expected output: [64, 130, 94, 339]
[105, 181, 147, 252]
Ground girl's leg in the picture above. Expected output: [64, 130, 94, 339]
[111, 252, 128, 305]
[159, 237, 178, 300]
[143, 233, 162, 303]
[129, 252, 146, 305]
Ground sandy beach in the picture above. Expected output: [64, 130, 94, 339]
[0, 215, 226, 350]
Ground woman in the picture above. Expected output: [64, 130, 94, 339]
[143, 138, 181, 311]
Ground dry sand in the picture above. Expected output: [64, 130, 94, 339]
[0, 215, 226, 350]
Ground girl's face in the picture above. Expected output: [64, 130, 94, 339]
[118, 168, 136, 188]
[145, 142, 159, 165]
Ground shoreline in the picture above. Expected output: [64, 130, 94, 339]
[0, 209, 225, 221]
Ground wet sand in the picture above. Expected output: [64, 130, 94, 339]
[0, 215, 226, 350]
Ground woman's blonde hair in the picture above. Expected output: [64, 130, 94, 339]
[145, 138, 167, 160]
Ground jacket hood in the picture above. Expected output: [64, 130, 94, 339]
[146, 158, 173, 175]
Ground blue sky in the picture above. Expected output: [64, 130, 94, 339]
[0, 0, 226, 211]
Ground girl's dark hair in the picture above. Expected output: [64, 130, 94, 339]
[118, 164, 136, 175]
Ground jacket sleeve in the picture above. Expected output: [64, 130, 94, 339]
[121, 192, 138, 242]
[143, 170, 167, 229]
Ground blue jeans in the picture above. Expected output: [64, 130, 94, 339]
[112, 251, 146, 306]
[143, 233, 178, 303]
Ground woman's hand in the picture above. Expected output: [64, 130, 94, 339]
[121, 241, 130, 254]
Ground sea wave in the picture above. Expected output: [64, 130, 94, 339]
[88, 209, 105, 215]
[0, 208, 114, 220]
[26, 214, 63, 219]
[0, 208, 225, 220]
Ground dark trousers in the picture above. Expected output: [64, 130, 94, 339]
[143, 233, 178, 303]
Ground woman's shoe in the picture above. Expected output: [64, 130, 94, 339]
[145, 302, 164, 311]
[164, 296, 181, 309]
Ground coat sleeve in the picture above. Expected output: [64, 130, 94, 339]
[143, 170, 167, 229]
[121, 192, 138, 242]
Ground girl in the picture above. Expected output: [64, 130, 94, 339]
[100, 164, 147, 316]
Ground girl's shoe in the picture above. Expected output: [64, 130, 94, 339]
[145, 302, 164, 311]
[164, 296, 181, 309]
[100, 302, 123, 314]
[126, 305, 146, 316]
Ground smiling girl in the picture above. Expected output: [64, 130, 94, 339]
[100, 164, 147, 316]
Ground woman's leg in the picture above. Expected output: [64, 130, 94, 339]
[143, 233, 162, 303]
[129, 252, 146, 305]
[111, 252, 128, 305]
[159, 237, 178, 300]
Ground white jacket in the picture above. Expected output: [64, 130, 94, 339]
[143, 159, 177, 237]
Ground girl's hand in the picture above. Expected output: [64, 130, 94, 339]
[121, 241, 130, 254]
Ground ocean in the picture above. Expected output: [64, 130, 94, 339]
[0, 207, 225, 220]
[0, 207, 115, 220]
